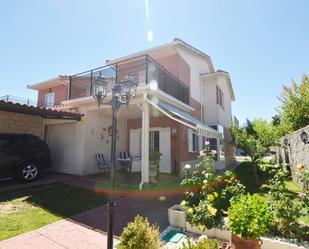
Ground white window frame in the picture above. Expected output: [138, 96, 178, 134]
[188, 128, 200, 153]
[45, 93, 55, 108]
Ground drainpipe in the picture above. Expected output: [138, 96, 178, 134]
[137, 103, 145, 190]
[137, 93, 150, 190]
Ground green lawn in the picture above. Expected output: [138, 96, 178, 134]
[93, 176, 182, 194]
[233, 162, 308, 225]
[0, 182, 108, 241]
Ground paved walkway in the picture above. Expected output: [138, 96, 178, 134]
[0, 219, 115, 249]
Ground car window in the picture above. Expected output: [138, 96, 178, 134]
[0, 137, 17, 149]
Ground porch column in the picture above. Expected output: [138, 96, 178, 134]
[141, 98, 150, 183]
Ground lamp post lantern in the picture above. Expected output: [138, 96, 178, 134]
[93, 74, 137, 249]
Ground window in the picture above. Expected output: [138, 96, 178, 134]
[216, 85, 224, 109]
[192, 133, 199, 152]
[45, 93, 55, 108]
[188, 129, 201, 153]
[149, 130, 160, 152]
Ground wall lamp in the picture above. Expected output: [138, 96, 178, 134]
[283, 138, 290, 146]
[300, 131, 309, 144]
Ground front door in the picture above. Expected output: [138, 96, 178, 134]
[130, 127, 171, 173]
[149, 128, 171, 173]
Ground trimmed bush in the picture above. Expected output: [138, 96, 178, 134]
[118, 215, 160, 249]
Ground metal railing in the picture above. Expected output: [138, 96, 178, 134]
[0, 95, 37, 107]
[69, 55, 189, 105]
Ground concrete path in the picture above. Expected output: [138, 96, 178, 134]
[0, 219, 115, 249]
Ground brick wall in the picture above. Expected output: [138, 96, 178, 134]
[37, 84, 68, 107]
[0, 111, 42, 138]
[156, 54, 191, 86]
[127, 116, 198, 174]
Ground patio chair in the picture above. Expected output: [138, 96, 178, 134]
[118, 152, 132, 172]
[95, 154, 111, 171]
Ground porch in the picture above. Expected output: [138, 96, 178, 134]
[86, 169, 179, 186]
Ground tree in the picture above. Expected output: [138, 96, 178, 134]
[278, 75, 309, 131]
[231, 119, 276, 185]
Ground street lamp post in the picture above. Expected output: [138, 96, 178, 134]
[93, 75, 137, 249]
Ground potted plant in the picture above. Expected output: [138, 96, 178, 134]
[149, 149, 161, 183]
[179, 142, 245, 237]
[227, 194, 273, 249]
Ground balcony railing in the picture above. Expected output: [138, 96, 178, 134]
[69, 55, 189, 105]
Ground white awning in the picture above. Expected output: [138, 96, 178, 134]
[147, 98, 221, 139]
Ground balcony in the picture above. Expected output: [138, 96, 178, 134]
[69, 55, 189, 105]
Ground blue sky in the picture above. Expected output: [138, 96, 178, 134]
[0, 0, 308, 124]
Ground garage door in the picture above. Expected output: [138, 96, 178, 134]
[48, 123, 76, 174]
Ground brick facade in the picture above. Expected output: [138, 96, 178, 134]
[127, 116, 198, 174]
[0, 111, 42, 138]
[37, 84, 68, 107]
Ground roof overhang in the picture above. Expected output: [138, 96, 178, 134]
[106, 38, 214, 72]
[27, 76, 69, 91]
[0, 100, 81, 121]
[201, 71, 235, 101]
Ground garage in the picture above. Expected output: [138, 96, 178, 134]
[48, 123, 77, 175]
[0, 100, 82, 175]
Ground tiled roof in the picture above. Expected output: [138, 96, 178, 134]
[0, 100, 82, 121]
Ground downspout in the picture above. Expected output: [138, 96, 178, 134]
[137, 102, 145, 190]
[136, 93, 149, 190]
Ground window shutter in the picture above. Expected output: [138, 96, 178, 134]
[188, 128, 193, 152]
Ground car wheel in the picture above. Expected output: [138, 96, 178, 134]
[17, 162, 41, 182]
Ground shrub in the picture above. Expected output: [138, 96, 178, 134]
[180, 238, 220, 249]
[118, 215, 160, 249]
[268, 166, 308, 241]
[181, 142, 245, 230]
[227, 194, 273, 240]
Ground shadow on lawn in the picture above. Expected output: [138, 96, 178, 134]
[0, 182, 108, 218]
[233, 162, 299, 198]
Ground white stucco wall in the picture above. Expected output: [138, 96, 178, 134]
[176, 47, 212, 102]
[201, 74, 233, 128]
[82, 109, 128, 175]
[201, 76, 219, 125]
[217, 75, 233, 128]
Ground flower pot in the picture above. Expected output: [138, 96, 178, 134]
[168, 205, 186, 228]
[231, 234, 262, 249]
[185, 222, 216, 237]
[149, 164, 159, 183]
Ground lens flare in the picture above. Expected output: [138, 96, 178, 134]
[147, 30, 153, 42]
[149, 80, 158, 91]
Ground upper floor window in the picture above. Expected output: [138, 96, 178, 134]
[45, 93, 55, 108]
[216, 85, 224, 109]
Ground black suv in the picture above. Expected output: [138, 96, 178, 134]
[0, 134, 51, 182]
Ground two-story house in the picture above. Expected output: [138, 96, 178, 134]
[28, 38, 235, 185]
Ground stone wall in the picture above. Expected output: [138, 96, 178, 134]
[277, 125, 309, 187]
[0, 110, 43, 138]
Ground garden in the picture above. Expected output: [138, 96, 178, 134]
[115, 144, 308, 249]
